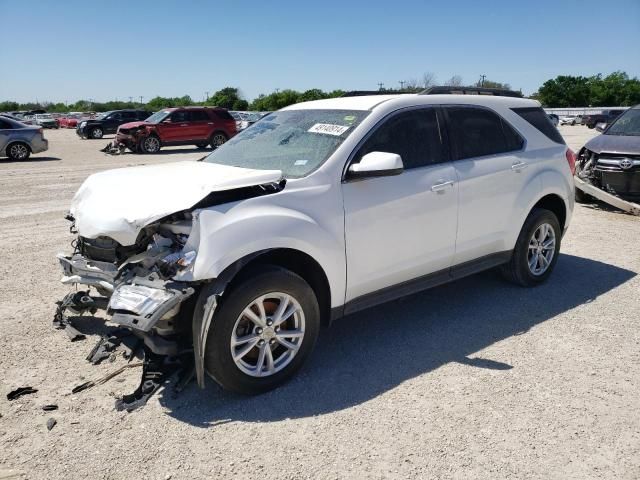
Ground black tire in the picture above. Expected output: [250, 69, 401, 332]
[89, 127, 103, 139]
[500, 208, 561, 287]
[574, 186, 590, 204]
[196, 143, 209, 149]
[6, 142, 31, 160]
[199, 265, 320, 395]
[138, 135, 161, 154]
[209, 132, 228, 149]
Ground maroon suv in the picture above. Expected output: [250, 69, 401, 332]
[115, 107, 237, 153]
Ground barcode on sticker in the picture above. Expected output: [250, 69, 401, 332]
[308, 123, 350, 136]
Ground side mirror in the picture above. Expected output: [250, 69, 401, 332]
[348, 151, 403, 179]
[595, 123, 606, 132]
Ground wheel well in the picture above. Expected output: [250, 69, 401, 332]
[532, 194, 566, 231]
[223, 249, 332, 326]
[6, 141, 31, 153]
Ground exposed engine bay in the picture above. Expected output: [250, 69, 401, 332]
[54, 160, 287, 409]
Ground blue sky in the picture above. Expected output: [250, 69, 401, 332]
[1, 0, 639, 103]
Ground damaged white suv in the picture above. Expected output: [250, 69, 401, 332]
[57, 91, 575, 394]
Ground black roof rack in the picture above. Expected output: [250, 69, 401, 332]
[340, 91, 407, 97]
[419, 86, 523, 98]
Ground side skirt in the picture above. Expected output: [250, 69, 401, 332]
[337, 251, 512, 319]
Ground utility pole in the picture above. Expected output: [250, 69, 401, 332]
[479, 74, 486, 87]
[128, 96, 133, 103]
[377, 82, 384, 91]
[274, 88, 280, 93]
[205, 91, 209, 102]
[399, 80, 406, 90]
[139, 96, 144, 104]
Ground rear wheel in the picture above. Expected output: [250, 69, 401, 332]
[6, 142, 31, 160]
[210, 132, 228, 149]
[201, 266, 320, 395]
[90, 127, 103, 139]
[501, 208, 561, 287]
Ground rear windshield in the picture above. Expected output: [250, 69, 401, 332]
[512, 107, 565, 144]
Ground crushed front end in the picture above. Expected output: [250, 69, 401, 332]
[56, 214, 199, 358]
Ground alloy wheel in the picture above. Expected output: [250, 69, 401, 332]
[144, 136, 160, 153]
[230, 292, 305, 378]
[528, 223, 556, 276]
[9, 144, 29, 159]
[212, 133, 227, 148]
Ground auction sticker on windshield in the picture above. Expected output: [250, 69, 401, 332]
[308, 123, 350, 136]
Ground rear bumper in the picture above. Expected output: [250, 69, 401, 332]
[31, 137, 48, 154]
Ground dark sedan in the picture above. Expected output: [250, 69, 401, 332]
[76, 109, 151, 139]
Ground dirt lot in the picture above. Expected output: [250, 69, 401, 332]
[1, 126, 639, 479]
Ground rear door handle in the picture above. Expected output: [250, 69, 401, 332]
[511, 161, 528, 171]
[431, 180, 454, 192]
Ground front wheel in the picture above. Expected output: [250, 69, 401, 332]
[200, 266, 320, 394]
[139, 135, 161, 154]
[90, 127, 103, 139]
[501, 208, 561, 287]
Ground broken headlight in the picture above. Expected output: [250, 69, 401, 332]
[109, 284, 175, 317]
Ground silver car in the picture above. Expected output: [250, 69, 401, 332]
[0, 115, 49, 160]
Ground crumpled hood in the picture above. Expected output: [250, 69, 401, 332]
[585, 134, 640, 155]
[118, 121, 148, 130]
[71, 161, 283, 245]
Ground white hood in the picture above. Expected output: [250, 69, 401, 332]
[71, 161, 283, 245]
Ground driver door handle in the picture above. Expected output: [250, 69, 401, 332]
[511, 161, 528, 171]
[431, 180, 454, 192]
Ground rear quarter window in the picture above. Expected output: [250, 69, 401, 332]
[511, 107, 565, 144]
[211, 109, 234, 121]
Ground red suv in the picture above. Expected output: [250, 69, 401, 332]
[115, 107, 237, 153]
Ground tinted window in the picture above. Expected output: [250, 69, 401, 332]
[512, 107, 565, 144]
[191, 111, 209, 121]
[109, 112, 122, 121]
[171, 111, 189, 122]
[447, 106, 525, 160]
[0, 119, 12, 129]
[212, 109, 234, 121]
[355, 108, 445, 169]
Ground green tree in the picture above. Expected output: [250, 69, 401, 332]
[207, 87, 244, 109]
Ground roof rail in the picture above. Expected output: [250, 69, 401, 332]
[340, 91, 407, 97]
[419, 86, 523, 98]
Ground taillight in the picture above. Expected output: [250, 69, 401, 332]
[566, 148, 576, 175]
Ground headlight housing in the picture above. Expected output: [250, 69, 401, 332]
[109, 284, 174, 317]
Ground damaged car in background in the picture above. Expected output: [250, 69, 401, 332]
[56, 91, 574, 405]
[575, 104, 640, 215]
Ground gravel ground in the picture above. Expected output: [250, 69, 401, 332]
[0, 126, 638, 479]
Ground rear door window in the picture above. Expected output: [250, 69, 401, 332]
[171, 111, 189, 123]
[355, 107, 446, 169]
[191, 111, 209, 122]
[0, 119, 13, 129]
[446, 106, 525, 160]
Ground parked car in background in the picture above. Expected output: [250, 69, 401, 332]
[560, 115, 582, 125]
[77, 109, 151, 139]
[575, 104, 640, 202]
[547, 113, 559, 127]
[230, 111, 264, 131]
[583, 109, 625, 129]
[115, 106, 237, 153]
[0, 115, 49, 160]
[57, 92, 574, 395]
[59, 113, 83, 128]
[33, 113, 59, 129]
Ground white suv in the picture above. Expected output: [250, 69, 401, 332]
[58, 92, 575, 394]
